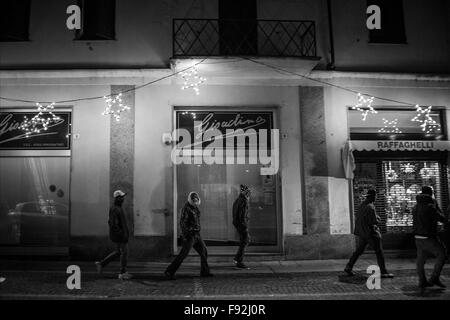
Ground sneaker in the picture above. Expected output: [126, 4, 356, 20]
[95, 261, 103, 274]
[381, 273, 395, 279]
[118, 272, 133, 280]
[0, 277, 5, 283]
[344, 267, 355, 276]
[164, 271, 175, 280]
[429, 278, 446, 289]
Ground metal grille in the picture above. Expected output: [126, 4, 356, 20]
[173, 19, 317, 57]
[353, 160, 448, 234]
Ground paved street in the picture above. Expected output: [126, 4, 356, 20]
[0, 258, 449, 300]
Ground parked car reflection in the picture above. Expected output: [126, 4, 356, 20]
[3, 201, 69, 245]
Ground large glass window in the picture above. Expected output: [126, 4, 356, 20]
[175, 110, 279, 249]
[0, 157, 70, 246]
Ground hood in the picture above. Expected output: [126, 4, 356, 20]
[188, 192, 201, 206]
[416, 194, 434, 204]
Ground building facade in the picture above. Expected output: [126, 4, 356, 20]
[0, 0, 449, 260]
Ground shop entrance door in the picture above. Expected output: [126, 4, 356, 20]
[353, 155, 449, 250]
[173, 109, 281, 254]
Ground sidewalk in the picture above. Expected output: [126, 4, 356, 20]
[0, 257, 449, 300]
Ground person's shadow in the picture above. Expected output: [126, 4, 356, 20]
[338, 273, 368, 285]
[401, 284, 446, 298]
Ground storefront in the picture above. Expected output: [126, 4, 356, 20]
[0, 108, 72, 255]
[173, 108, 281, 253]
[347, 107, 449, 250]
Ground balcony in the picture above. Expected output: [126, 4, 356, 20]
[173, 19, 318, 58]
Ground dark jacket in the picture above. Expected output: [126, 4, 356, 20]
[232, 194, 249, 229]
[413, 194, 447, 238]
[354, 199, 381, 239]
[180, 202, 201, 237]
[108, 204, 129, 243]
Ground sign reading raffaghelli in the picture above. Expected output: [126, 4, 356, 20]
[0, 111, 71, 150]
[172, 111, 279, 175]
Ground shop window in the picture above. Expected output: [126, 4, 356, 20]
[367, 0, 407, 44]
[348, 108, 445, 140]
[175, 110, 278, 248]
[75, 0, 115, 40]
[0, 0, 31, 42]
[353, 159, 448, 235]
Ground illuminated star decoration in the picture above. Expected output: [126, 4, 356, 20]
[386, 169, 398, 181]
[180, 66, 206, 95]
[352, 93, 377, 121]
[378, 118, 402, 134]
[102, 93, 130, 122]
[411, 105, 441, 134]
[20, 102, 61, 137]
[401, 163, 415, 174]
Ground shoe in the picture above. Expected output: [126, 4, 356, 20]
[381, 273, 395, 279]
[344, 267, 355, 276]
[200, 273, 214, 277]
[419, 281, 433, 289]
[118, 272, 133, 280]
[0, 277, 5, 283]
[235, 262, 250, 269]
[95, 261, 102, 274]
[164, 271, 175, 280]
[429, 278, 446, 289]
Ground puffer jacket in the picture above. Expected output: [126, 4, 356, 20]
[413, 194, 447, 238]
[232, 194, 249, 229]
[354, 199, 381, 239]
[180, 201, 201, 237]
[108, 204, 129, 243]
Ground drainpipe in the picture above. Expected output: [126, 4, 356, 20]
[326, 0, 336, 70]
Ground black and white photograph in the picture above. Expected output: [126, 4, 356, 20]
[0, 0, 449, 313]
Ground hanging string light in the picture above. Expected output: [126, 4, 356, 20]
[102, 93, 130, 122]
[352, 93, 377, 121]
[378, 118, 402, 134]
[411, 105, 441, 134]
[180, 66, 206, 95]
[20, 102, 61, 137]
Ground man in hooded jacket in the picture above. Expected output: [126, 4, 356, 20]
[233, 184, 251, 269]
[344, 189, 394, 278]
[165, 192, 213, 279]
[413, 186, 448, 292]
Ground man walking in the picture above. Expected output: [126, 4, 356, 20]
[344, 189, 394, 278]
[233, 184, 251, 269]
[412, 186, 448, 293]
[165, 192, 213, 280]
[95, 190, 132, 280]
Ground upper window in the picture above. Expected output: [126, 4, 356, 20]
[367, 0, 407, 44]
[0, 0, 31, 42]
[349, 108, 445, 140]
[75, 0, 115, 41]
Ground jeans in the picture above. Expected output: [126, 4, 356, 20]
[100, 242, 128, 274]
[234, 227, 250, 263]
[166, 233, 210, 276]
[415, 238, 446, 286]
[346, 236, 388, 274]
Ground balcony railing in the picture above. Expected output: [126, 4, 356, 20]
[173, 19, 317, 58]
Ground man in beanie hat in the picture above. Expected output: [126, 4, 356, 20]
[95, 190, 132, 280]
[413, 185, 448, 293]
[165, 192, 213, 280]
[232, 184, 251, 269]
[344, 189, 394, 278]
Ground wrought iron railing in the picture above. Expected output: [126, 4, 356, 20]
[173, 19, 317, 58]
